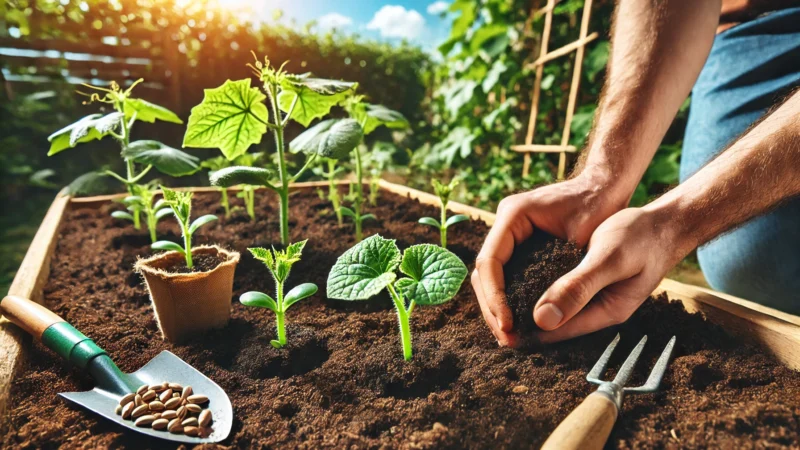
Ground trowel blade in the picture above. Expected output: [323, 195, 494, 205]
[60, 351, 232, 443]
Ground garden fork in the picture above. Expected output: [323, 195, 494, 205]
[541, 333, 676, 450]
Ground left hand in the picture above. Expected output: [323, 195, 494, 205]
[532, 206, 691, 343]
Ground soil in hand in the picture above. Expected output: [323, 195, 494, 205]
[504, 232, 585, 332]
[4, 188, 800, 449]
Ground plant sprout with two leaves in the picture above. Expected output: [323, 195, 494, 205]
[327, 235, 468, 361]
[112, 182, 173, 243]
[240, 240, 318, 348]
[201, 153, 266, 220]
[419, 179, 470, 248]
[184, 55, 363, 245]
[312, 158, 347, 226]
[151, 187, 218, 269]
[47, 79, 199, 229]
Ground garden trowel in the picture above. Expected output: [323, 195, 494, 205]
[1, 295, 232, 443]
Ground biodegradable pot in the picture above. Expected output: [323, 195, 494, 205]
[135, 245, 240, 342]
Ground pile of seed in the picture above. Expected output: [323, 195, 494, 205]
[114, 382, 213, 437]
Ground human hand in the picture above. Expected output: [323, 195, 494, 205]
[472, 171, 628, 346]
[532, 206, 691, 343]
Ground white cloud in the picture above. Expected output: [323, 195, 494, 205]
[426, 1, 449, 15]
[367, 5, 426, 39]
[317, 12, 353, 30]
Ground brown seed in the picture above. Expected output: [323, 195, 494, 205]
[165, 398, 182, 410]
[136, 384, 149, 395]
[161, 410, 177, 420]
[149, 401, 165, 412]
[168, 418, 183, 433]
[168, 383, 183, 391]
[181, 386, 193, 401]
[122, 402, 135, 420]
[173, 393, 180, 398]
[142, 390, 157, 402]
[512, 385, 529, 394]
[199, 410, 212, 427]
[119, 393, 136, 407]
[115, 405, 122, 415]
[152, 418, 169, 430]
[185, 404, 202, 414]
[176, 405, 187, 420]
[135, 415, 156, 427]
[150, 383, 165, 392]
[152, 412, 162, 419]
[159, 389, 173, 403]
[182, 417, 198, 427]
[187, 394, 208, 405]
[134, 394, 144, 407]
[132, 404, 150, 418]
[183, 426, 199, 437]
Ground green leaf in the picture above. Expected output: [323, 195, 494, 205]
[283, 283, 318, 310]
[249, 247, 275, 272]
[339, 206, 356, 218]
[396, 244, 468, 306]
[351, 104, 410, 135]
[155, 208, 173, 220]
[124, 98, 183, 124]
[67, 171, 115, 196]
[122, 140, 200, 177]
[188, 214, 217, 234]
[183, 79, 269, 160]
[445, 214, 470, 228]
[327, 234, 401, 300]
[418, 217, 441, 228]
[111, 211, 135, 221]
[470, 24, 509, 57]
[283, 76, 356, 95]
[442, 80, 477, 118]
[278, 77, 356, 127]
[240, 291, 278, 312]
[210, 166, 272, 187]
[482, 59, 508, 93]
[48, 112, 124, 155]
[152, 241, 185, 254]
[289, 119, 363, 159]
[430, 127, 476, 168]
[270, 340, 283, 349]
[361, 213, 376, 221]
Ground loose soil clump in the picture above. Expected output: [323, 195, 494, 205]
[4, 189, 800, 449]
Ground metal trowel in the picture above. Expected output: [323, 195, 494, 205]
[1, 295, 232, 443]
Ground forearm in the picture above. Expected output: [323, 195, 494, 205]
[646, 90, 800, 257]
[579, 0, 720, 199]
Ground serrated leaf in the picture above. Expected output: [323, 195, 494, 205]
[240, 291, 278, 312]
[111, 211, 135, 221]
[48, 112, 123, 155]
[418, 217, 441, 228]
[210, 166, 272, 187]
[189, 214, 217, 234]
[327, 235, 401, 300]
[152, 240, 185, 254]
[396, 244, 468, 306]
[445, 214, 470, 228]
[124, 98, 183, 124]
[183, 79, 269, 160]
[289, 119, 362, 159]
[284, 283, 318, 310]
[122, 140, 200, 177]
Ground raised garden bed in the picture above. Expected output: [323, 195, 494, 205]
[3, 180, 800, 448]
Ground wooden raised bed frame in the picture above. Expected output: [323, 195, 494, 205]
[3, 180, 800, 428]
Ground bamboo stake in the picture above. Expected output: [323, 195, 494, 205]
[523, 0, 555, 177]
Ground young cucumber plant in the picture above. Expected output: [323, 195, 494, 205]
[183, 55, 362, 245]
[151, 187, 218, 269]
[47, 79, 199, 229]
[419, 179, 470, 248]
[327, 235, 467, 361]
[240, 240, 318, 349]
[312, 158, 346, 226]
[201, 153, 266, 220]
[112, 183, 173, 243]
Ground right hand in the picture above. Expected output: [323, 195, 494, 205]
[471, 171, 628, 346]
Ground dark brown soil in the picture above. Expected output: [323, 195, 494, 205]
[504, 232, 585, 332]
[166, 252, 228, 274]
[4, 188, 800, 449]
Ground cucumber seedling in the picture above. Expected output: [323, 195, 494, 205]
[151, 187, 218, 269]
[184, 55, 363, 245]
[240, 240, 318, 348]
[112, 183, 173, 243]
[201, 152, 266, 220]
[47, 79, 199, 229]
[419, 179, 470, 248]
[312, 158, 346, 226]
[327, 235, 467, 360]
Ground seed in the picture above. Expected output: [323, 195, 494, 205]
[187, 394, 208, 405]
[152, 418, 169, 430]
[149, 401, 165, 412]
[183, 426, 199, 437]
[136, 384, 149, 395]
[199, 410, 212, 427]
[119, 393, 136, 407]
[115, 405, 122, 415]
[512, 385, 529, 394]
[161, 410, 177, 420]
[181, 386, 193, 400]
[134, 394, 144, 407]
[165, 398, 182, 410]
[159, 389, 173, 403]
[142, 390, 157, 402]
[135, 415, 156, 427]
[173, 393, 180, 398]
[182, 417, 198, 427]
[150, 383, 165, 392]
[122, 402, 135, 420]
[185, 404, 202, 414]
[152, 412, 161, 419]
[168, 418, 183, 433]
[169, 383, 183, 391]
[176, 405, 187, 420]
[132, 404, 150, 418]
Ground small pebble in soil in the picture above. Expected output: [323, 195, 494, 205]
[117, 383, 213, 437]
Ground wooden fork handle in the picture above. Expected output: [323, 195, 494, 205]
[541, 392, 618, 450]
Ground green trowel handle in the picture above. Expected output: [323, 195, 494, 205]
[1, 295, 107, 370]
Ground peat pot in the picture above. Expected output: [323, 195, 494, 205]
[135, 244, 240, 342]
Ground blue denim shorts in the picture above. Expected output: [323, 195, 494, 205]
[680, 7, 800, 313]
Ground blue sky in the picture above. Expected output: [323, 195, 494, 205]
[229, 0, 452, 51]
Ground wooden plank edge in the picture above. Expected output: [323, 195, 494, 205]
[377, 179, 497, 226]
[0, 189, 71, 429]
